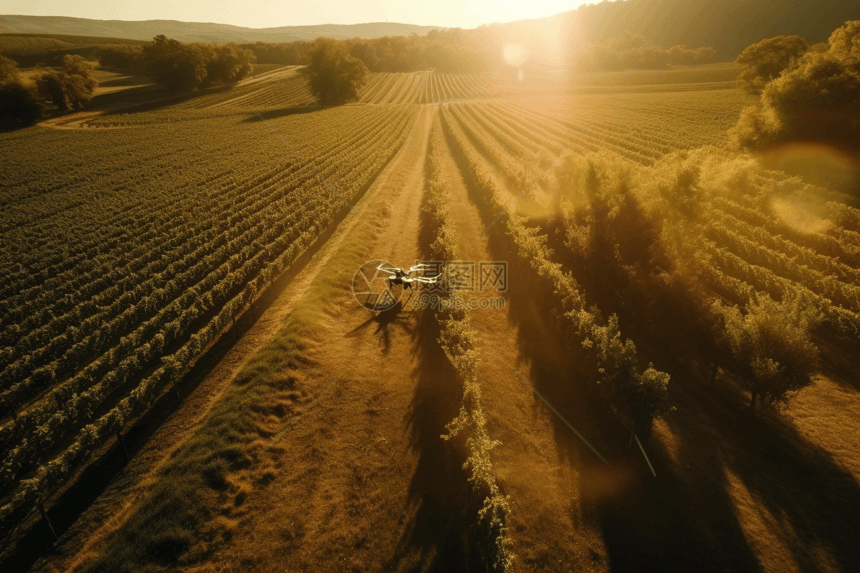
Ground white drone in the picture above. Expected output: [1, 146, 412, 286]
[376, 263, 441, 293]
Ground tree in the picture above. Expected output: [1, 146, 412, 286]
[302, 38, 368, 105]
[736, 35, 810, 94]
[827, 20, 860, 64]
[142, 35, 208, 91]
[589, 315, 672, 435]
[577, 34, 717, 72]
[34, 55, 97, 111]
[0, 56, 42, 127]
[730, 22, 860, 153]
[201, 44, 255, 86]
[0, 54, 21, 84]
[714, 292, 821, 413]
[98, 45, 144, 69]
[0, 81, 43, 127]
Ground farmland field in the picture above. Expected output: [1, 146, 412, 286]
[2, 58, 860, 573]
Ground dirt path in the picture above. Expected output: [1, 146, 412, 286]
[187, 104, 484, 572]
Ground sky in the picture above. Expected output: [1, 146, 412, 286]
[2, 1, 598, 29]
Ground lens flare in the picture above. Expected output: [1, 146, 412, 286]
[503, 44, 528, 68]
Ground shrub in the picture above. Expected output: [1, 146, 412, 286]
[0, 54, 21, 84]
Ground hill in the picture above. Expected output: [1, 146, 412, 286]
[4, 0, 858, 70]
[0, 15, 444, 44]
[490, 0, 860, 61]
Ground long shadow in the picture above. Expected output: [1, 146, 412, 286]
[91, 84, 235, 116]
[383, 300, 478, 572]
[97, 76, 149, 89]
[539, 171, 860, 571]
[665, 373, 860, 573]
[442, 121, 765, 571]
[485, 227, 755, 572]
[498, 213, 764, 573]
[384, 148, 480, 572]
[241, 106, 331, 122]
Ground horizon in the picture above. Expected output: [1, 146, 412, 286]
[1, 0, 599, 30]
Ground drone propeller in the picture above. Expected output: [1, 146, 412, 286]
[407, 275, 441, 284]
[376, 263, 442, 285]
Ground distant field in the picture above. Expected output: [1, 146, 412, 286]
[576, 61, 742, 85]
[0, 32, 145, 48]
[0, 33, 145, 65]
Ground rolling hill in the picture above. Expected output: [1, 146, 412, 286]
[0, 15, 445, 44]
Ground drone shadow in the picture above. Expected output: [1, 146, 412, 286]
[345, 300, 416, 354]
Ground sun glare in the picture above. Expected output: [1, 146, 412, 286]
[503, 43, 528, 68]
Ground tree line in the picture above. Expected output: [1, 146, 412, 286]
[235, 29, 502, 73]
[96, 35, 257, 91]
[573, 32, 718, 71]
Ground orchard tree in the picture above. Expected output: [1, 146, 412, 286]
[588, 315, 672, 437]
[736, 35, 810, 94]
[302, 38, 368, 105]
[714, 292, 821, 413]
[34, 55, 97, 111]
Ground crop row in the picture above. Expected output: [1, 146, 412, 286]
[0, 106, 419, 538]
[1, 110, 389, 382]
[441, 104, 671, 436]
[423, 125, 513, 570]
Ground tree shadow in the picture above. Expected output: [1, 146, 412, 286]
[487, 213, 770, 573]
[658, 376, 860, 573]
[241, 105, 331, 122]
[383, 145, 480, 572]
[540, 174, 860, 572]
[383, 302, 479, 572]
[443, 137, 766, 571]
